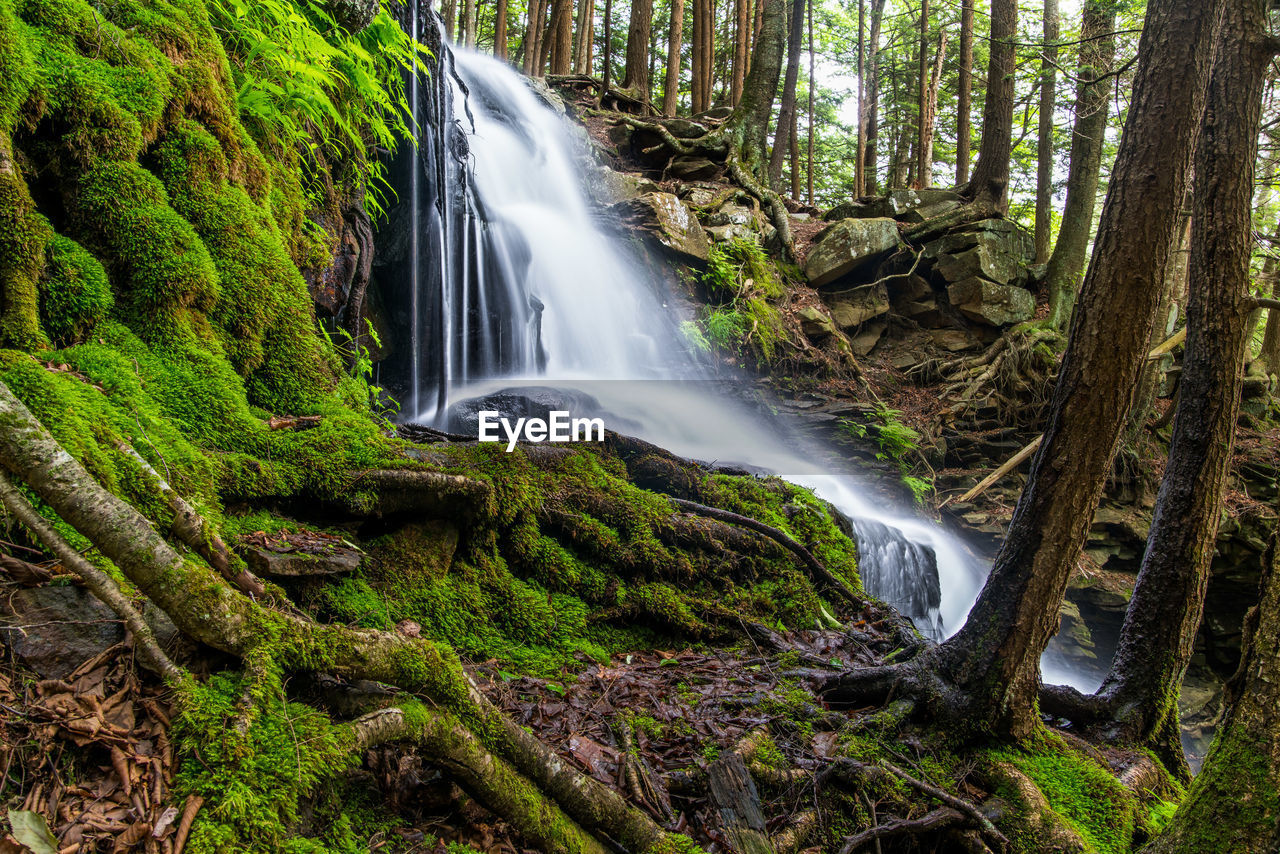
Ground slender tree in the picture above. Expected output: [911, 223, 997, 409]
[768, 0, 805, 188]
[691, 0, 714, 112]
[549, 0, 573, 74]
[1034, 0, 1059, 263]
[732, 0, 750, 103]
[806, 0, 815, 203]
[955, 0, 974, 185]
[494, 0, 509, 58]
[914, 0, 929, 188]
[1076, 0, 1274, 779]
[600, 0, 614, 92]
[444, 0, 457, 39]
[1043, 0, 1117, 329]
[662, 0, 686, 114]
[824, 0, 1226, 741]
[573, 0, 594, 73]
[855, 0, 866, 197]
[916, 23, 947, 188]
[622, 0, 654, 95]
[966, 0, 1017, 210]
[863, 0, 886, 195]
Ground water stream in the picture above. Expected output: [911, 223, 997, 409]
[395, 20, 1010, 645]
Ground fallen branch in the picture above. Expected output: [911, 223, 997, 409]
[879, 761, 1008, 850]
[668, 496, 858, 606]
[952, 435, 1042, 504]
[0, 470, 183, 682]
[119, 444, 265, 597]
[1146, 326, 1186, 360]
[266, 415, 323, 431]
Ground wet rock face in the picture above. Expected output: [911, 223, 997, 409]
[612, 192, 711, 262]
[303, 205, 375, 323]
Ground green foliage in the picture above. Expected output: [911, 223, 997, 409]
[209, 0, 426, 215]
[685, 238, 789, 365]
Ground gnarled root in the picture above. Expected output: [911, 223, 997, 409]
[0, 379, 679, 854]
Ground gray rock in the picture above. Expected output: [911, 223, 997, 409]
[706, 223, 757, 244]
[935, 240, 1026, 285]
[798, 305, 838, 339]
[804, 217, 901, 286]
[668, 157, 720, 180]
[850, 320, 887, 356]
[612, 192, 710, 262]
[706, 203, 754, 227]
[239, 544, 363, 577]
[824, 282, 889, 330]
[897, 199, 963, 224]
[946, 278, 1036, 326]
[930, 328, 980, 351]
[887, 273, 933, 305]
[1, 586, 123, 678]
[658, 118, 710, 138]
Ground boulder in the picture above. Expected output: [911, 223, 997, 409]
[1, 586, 123, 679]
[804, 217, 900, 286]
[849, 319, 887, 355]
[929, 328, 980, 351]
[240, 543, 363, 577]
[613, 192, 710, 262]
[668, 157, 720, 181]
[798, 305, 838, 339]
[935, 239, 1026, 286]
[822, 188, 962, 223]
[887, 273, 933, 305]
[823, 282, 889, 330]
[706, 223, 757, 243]
[946, 277, 1036, 326]
[658, 117, 710, 138]
[706, 203, 754, 227]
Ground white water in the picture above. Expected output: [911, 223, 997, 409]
[412, 46, 996, 641]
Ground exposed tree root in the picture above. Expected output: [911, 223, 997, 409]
[0, 470, 183, 682]
[668, 496, 858, 606]
[0, 379, 682, 854]
[837, 807, 964, 854]
[603, 113, 796, 257]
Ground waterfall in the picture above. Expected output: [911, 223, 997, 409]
[396, 27, 988, 639]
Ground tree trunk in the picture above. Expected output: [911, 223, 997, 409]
[622, 0, 653, 94]
[1096, 0, 1271, 778]
[806, 0, 814, 203]
[1043, 0, 1117, 329]
[600, 0, 614, 92]
[495, 0, 509, 58]
[662, 0, 685, 114]
[1034, 0, 1059, 263]
[444, 0, 457, 39]
[863, 0, 885, 195]
[955, 0, 974, 185]
[524, 0, 548, 75]
[767, 0, 804, 188]
[914, 0, 929, 188]
[965, 0, 1017, 211]
[732, 0, 749, 103]
[1262, 228, 1280, 375]
[920, 0, 1223, 740]
[789, 98, 801, 198]
[692, 0, 713, 112]
[719, 0, 786, 177]
[915, 25, 946, 189]
[573, 0, 594, 73]
[1144, 534, 1280, 852]
[549, 0, 573, 74]
[854, 0, 866, 197]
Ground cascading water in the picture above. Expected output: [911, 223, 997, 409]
[397, 21, 989, 638]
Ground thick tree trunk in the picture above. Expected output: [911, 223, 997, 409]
[1044, 0, 1117, 329]
[622, 0, 653, 94]
[1144, 534, 1280, 852]
[523, 0, 547, 75]
[1034, 0, 1059, 263]
[767, 0, 805, 188]
[863, 0, 885, 195]
[662, 0, 685, 114]
[955, 0, 974, 185]
[444, 0, 457, 39]
[965, 0, 1017, 211]
[494, 0, 509, 58]
[549, 0, 573, 74]
[1096, 0, 1272, 778]
[834, 0, 1225, 741]
[719, 0, 786, 177]
[573, 0, 594, 73]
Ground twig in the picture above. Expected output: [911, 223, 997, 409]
[878, 761, 1008, 850]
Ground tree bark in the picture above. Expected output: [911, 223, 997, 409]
[1043, 0, 1117, 329]
[573, 0, 594, 73]
[767, 0, 805, 188]
[914, 0, 929, 188]
[495, 0, 509, 58]
[523, 0, 548, 75]
[825, 0, 1227, 740]
[600, 0, 614, 92]
[719, 0, 786, 177]
[788, 95, 801, 198]
[1143, 534, 1280, 852]
[955, 0, 974, 185]
[863, 0, 885, 195]
[444, 0, 457, 39]
[732, 0, 750, 104]
[965, 0, 1017, 211]
[915, 24, 946, 189]
[692, 0, 713, 112]
[622, 0, 653, 94]
[1262, 231, 1280, 374]
[549, 0, 574, 74]
[1095, 0, 1273, 778]
[1034, 0, 1059, 264]
[662, 0, 685, 114]
[806, 0, 814, 203]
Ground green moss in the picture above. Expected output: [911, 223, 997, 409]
[0, 132, 51, 350]
[988, 731, 1136, 854]
[38, 232, 112, 345]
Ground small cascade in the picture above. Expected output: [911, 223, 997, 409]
[393, 11, 989, 639]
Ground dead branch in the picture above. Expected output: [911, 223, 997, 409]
[837, 807, 964, 854]
[878, 760, 1008, 850]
